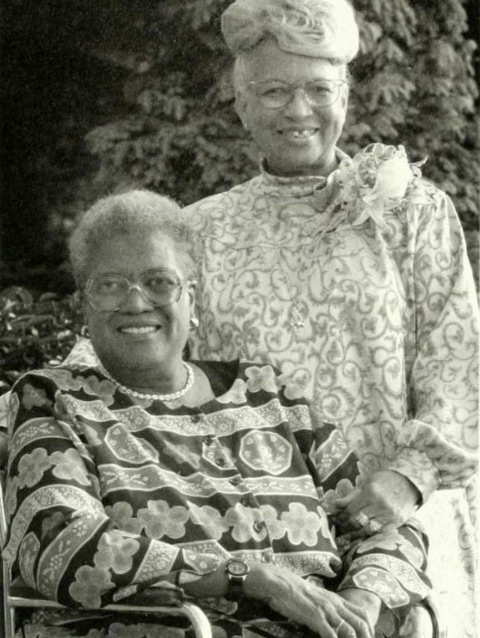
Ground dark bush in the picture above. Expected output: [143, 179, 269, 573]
[0, 287, 83, 394]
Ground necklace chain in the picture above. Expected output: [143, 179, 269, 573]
[276, 199, 345, 332]
[98, 362, 195, 401]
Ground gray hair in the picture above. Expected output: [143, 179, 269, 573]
[69, 190, 199, 288]
[222, 0, 358, 91]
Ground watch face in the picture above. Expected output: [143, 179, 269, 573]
[227, 560, 249, 576]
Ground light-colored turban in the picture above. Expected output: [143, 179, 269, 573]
[221, 0, 359, 64]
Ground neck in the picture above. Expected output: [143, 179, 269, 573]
[101, 359, 188, 395]
[264, 152, 339, 179]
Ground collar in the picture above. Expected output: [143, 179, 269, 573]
[258, 147, 349, 197]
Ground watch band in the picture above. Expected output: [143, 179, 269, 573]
[225, 559, 250, 600]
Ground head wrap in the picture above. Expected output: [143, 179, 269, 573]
[221, 0, 359, 64]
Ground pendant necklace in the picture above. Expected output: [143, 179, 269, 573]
[275, 196, 346, 333]
[98, 362, 195, 402]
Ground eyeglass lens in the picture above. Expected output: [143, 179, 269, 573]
[252, 80, 344, 109]
[87, 269, 182, 311]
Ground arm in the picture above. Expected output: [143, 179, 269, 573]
[388, 190, 478, 497]
[3, 372, 222, 608]
[182, 560, 375, 638]
[307, 412, 432, 615]
[335, 190, 478, 526]
[336, 523, 431, 612]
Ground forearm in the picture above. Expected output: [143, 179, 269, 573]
[338, 523, 431, 609]
[182, 561, 278, 601]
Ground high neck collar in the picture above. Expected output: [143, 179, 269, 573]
[259, 147, 349, 191]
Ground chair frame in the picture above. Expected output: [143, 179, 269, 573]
[0, 480, 212, 638]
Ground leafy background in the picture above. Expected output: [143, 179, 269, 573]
[0, 0, 479, 388]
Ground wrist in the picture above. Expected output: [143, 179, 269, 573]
[182, 563, 229, 599]
[225, 558, 250, 600]
[243, 562, 281, 601]
[375, 470, 421, 508]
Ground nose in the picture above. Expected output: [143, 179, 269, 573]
[120, 284, 154, 312]
[283, 88, 314, 118]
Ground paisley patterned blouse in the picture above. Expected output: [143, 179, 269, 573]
[3, 359, 431, 637]
[184, 144, 479, 502]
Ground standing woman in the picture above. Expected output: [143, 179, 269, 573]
[184, 0, 479, 635]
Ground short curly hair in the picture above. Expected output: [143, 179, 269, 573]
[69, 190, 199, 288]
[222, 0, 359, 64]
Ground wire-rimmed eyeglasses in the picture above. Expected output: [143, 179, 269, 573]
[85, 268, 189, 312]
[247, 79, 347, 109]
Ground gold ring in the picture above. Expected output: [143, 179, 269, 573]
[354, 512, 369, 527]
[367, 519, 382, 533]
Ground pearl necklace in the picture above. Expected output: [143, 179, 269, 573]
[99, 362, 195, 402]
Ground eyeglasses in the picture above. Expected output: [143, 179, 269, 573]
[85, 268, 187, 312]
[247, 79, 347, 109]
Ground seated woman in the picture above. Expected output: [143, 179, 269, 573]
[3, 190, 431, 638]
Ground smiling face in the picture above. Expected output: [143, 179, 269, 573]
[83, 231, 196, 388]
[235, 40, 349, 177]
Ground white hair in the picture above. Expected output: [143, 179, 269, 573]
[69, 190, 198, 288]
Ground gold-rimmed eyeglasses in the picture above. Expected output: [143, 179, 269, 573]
[85, 268, 188, 312]
[247, 79, 347, 109]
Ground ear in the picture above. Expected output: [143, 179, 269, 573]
[186, 279, 197, 309]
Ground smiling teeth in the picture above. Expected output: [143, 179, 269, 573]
[286, 130, 315, 139]
[120, 326, 157, 334]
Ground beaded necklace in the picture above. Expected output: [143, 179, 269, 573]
[99, 362, 195, 402]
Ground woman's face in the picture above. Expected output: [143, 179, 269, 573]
[235, 40, 349, 177]
[83, 231, 196, 382]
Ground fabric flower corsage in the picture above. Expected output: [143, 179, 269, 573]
[335, 143, 425, 228]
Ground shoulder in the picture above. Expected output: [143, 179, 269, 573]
[183, 176, 261, 219]
[336, 143, 451, 228]
[11, 365, 101, 404]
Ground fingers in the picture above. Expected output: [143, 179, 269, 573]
[304, 606, 372, 638]
[339, 601, 376, 638]
[334, 486, 404, 531]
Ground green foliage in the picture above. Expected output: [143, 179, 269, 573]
[83, 0, 479, 230]
[0, 287, 83, 393]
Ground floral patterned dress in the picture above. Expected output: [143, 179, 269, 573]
[183, 144, 479, 637]
[3, 359, 431, 638]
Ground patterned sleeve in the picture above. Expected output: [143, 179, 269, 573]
[3, 373, 222, 608]
[385, 190, 479, 499]
[336, 524, 431, 609]
[302, 407, 432, 609]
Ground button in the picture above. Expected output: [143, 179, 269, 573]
[191, 414, 203, 423]
[229, 476, 242, 486]
[216, 456, 227, 467]
[253, 521, 265, 533]
[203, 435, 214, 445]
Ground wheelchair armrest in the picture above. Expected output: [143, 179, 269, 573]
[7, 577, 212, 638]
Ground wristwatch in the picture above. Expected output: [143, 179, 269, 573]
[225, 559, 250, 600]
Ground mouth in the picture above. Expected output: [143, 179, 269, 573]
[279, 128, 319, 141]
[117, 325, 160, 337]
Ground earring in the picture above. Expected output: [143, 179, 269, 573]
[190, 317, 199, 329]
[80, 325, 90, 338]
[242, 121, 249, 131]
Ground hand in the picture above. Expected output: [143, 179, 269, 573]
[332, 470, 420, 537]
[337, 588, 382, 629]
[244, 563, 374, 638]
